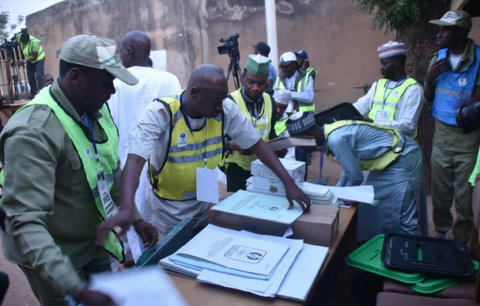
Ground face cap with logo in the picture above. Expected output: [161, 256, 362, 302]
[279, 51, 297, 65]
[429, 10, 472, 31]
[57, 34, 138, 85]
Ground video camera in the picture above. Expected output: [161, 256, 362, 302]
[1, 39, 18, 61]
[457, 101, 480, 133]
[1, 31, 23, 62]
[217, 33, 240, 62]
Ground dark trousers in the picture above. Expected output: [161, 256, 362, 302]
[26, 59, 45, 96]
[295, 147, 312, 180]
[0, 272, 9, 305]
[226, 163, 252, 192]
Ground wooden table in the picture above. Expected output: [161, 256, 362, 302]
[169, 206, 358, 306]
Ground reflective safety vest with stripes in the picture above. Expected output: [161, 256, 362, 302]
[222, 89, 273, 171]
[323, 120, 405, 171]
[149, 93, 224, 201]
[274, 114, 288, 138]
[0, 88, 124, 262]
[17, 34, 45, 64]
[274, 71, 314, 112]
[305, 67, 318, 82]
[368, 77, 419, 122]
[431, 46, 480, 126]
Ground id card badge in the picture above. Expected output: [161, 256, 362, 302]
[196, 167, 219, 203]
[97, 168, 117, 218]
[374, 109, 390, 124]
[261, 115, 269, 125]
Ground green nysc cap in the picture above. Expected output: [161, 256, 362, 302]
[429, 10, 472, 31]
[245, 54, 271, 75]
[57, 34, 138, 85]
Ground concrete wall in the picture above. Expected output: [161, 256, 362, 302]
[27, 0, 480, 110]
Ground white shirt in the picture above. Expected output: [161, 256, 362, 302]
[107, 66, 181, 217]
[108, 66, 181, 166]
[353, 79, 423, 137]
[449, 53, 462, 71]
[130, 96, 261, 235]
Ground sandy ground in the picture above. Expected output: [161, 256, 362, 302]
[0, 151, 440, 306]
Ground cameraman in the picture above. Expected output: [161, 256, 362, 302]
[16, 30, 45, 99]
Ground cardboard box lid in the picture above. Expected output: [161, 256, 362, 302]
[298, 205, 338, 219]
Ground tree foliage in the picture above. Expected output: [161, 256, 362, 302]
[0, 11, 9, 41]
[356, 0, 438, 31]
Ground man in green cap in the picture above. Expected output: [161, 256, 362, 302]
[221, 54, 278, 192]
[0, 34, 158, 305]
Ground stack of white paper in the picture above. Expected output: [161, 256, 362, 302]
[247, 178, 375, 205]
[211, 189, 304, 224]
[251, 158, 306, 183]
[160, 224, 328, 301]
[170, 225, 290, 276]
[246, 178, 339, 206]
[301, 182, 339, 206]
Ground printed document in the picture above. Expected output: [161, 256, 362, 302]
[89, 267, 187, 306]
[175, 224, 290, 276]
[197, 228, 303, 297]
[211, 190, 304, 224]
[328, 185, 374, 204]
[277, 243, 329, 301]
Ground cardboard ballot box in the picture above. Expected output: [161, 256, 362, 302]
[251, 158, 306, 183]
[210, 204, 339, 247]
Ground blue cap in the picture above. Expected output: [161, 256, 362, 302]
[295, 50, 308, 59]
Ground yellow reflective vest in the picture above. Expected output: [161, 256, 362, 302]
[0, 88, 124, 262]
[221, 89, 273, 171]
[368, 77, 419, 122]
[149, 93, 224, 200]
[274, 70, 314, 112]
[17, 34, 45, 63]
[274, 115, 288, 138]
[305, 67, 318, 82]
[323, 120, 405, 171]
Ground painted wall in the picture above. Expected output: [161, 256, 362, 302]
[27, 0, 480, 110]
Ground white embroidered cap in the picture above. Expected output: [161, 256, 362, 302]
[377, 41, 406, 59]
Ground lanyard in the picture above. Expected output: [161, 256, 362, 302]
[382, 74, 407, 105]
[242, 89, 261, 128]
[80, 114, 102, 167]
[180, 93, 194, 135]
[180, 94, 207, 167]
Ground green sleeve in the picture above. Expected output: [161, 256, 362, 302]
[469, 147, 480, 186]
[1, 127, 83, 295]
[30, 40, 41, 53]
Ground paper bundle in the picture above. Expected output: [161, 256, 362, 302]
[160, 224, 328, 301]
[246, 177, 339, 206]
